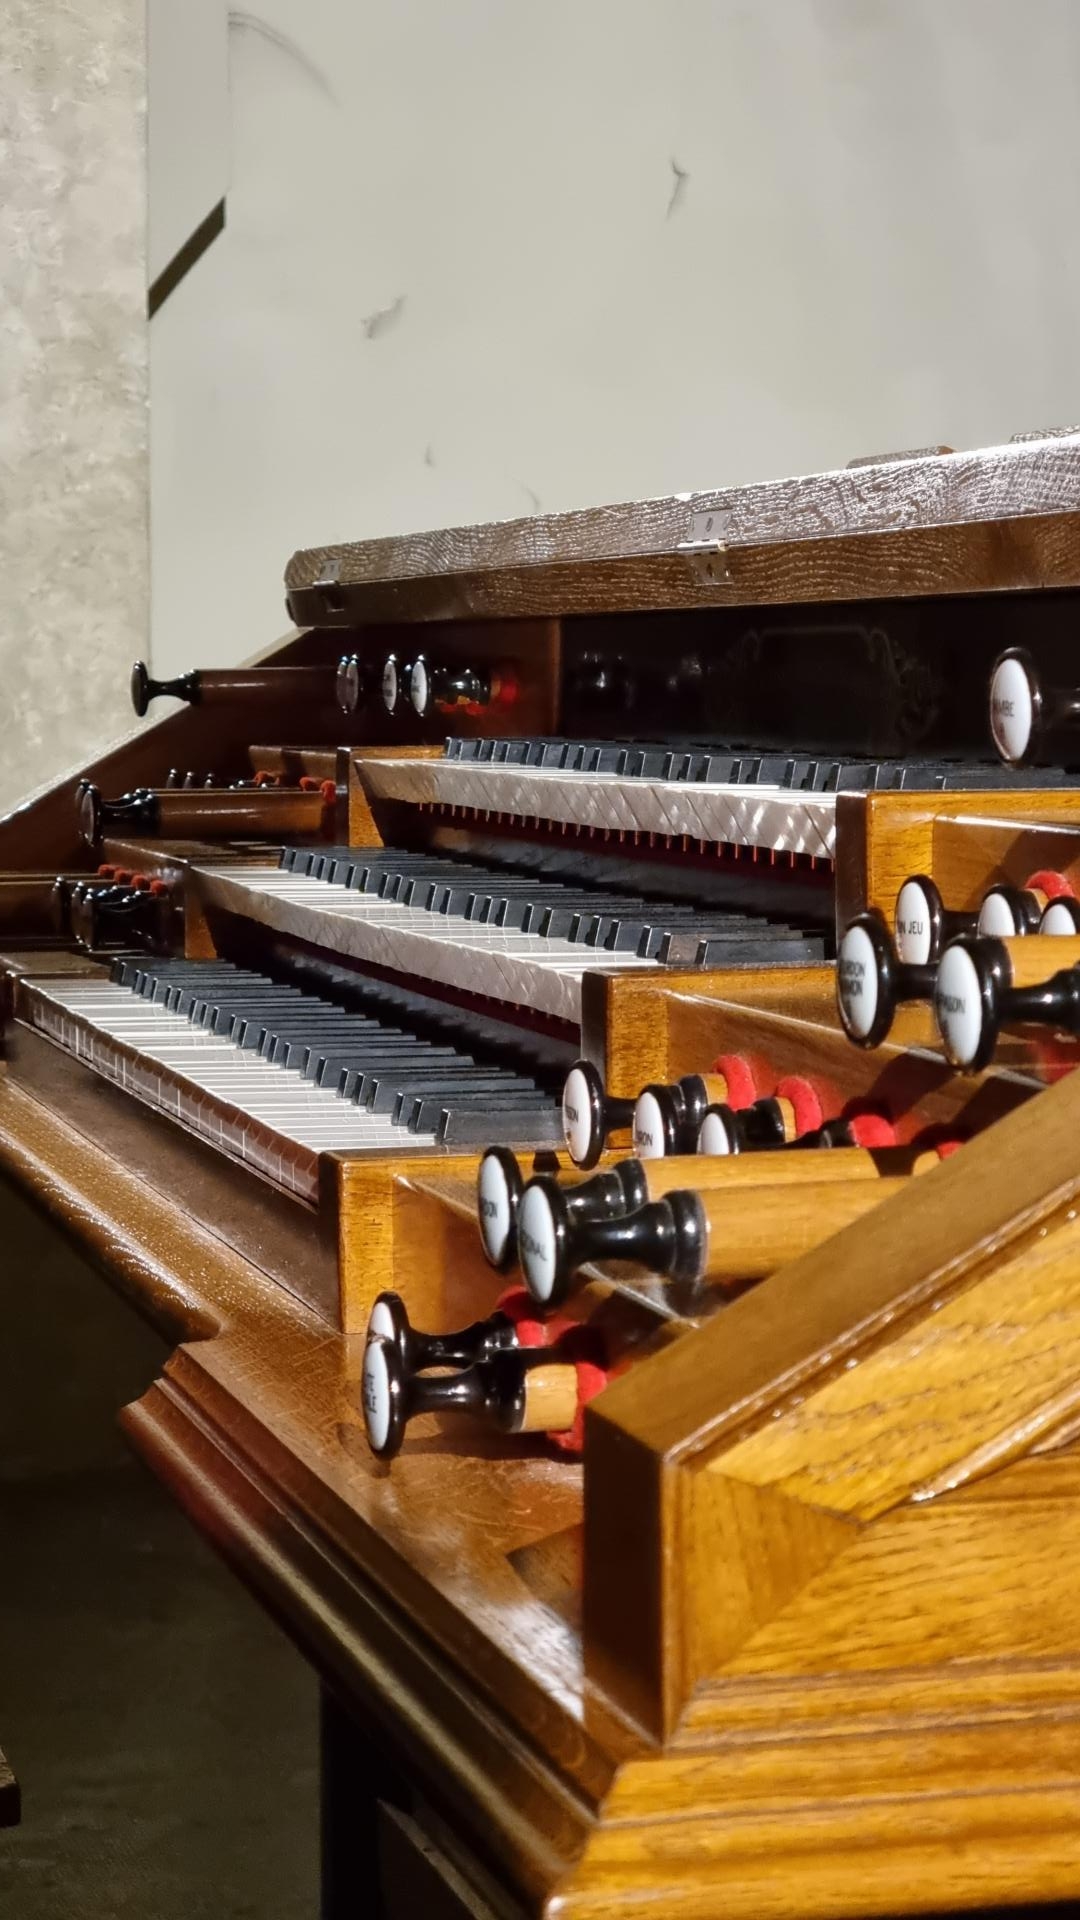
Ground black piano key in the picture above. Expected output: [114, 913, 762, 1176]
[303, 1044, 415, 1085]
[192, 990, 321, 1026]
[147, 969, 253, 1007]
[436, 1104, 563, 1148]
[269, 1029, 397, 1070]
[202, 996, 312, 1034]
[313, 1044, 460, 1089]
[535, 896, 644, 941]
[636, 920, 770, 960]
[370, 1066, 529, 1116]
[255, 1013, 372, 1050]
[395, 1082, 545, 1121]
[938, 763, 1072, 790]
[695, 932, 827, 967]
[401, 1085, 552, 1132]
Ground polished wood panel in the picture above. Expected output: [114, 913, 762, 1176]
[837, 788, 1080, 931]
[931, 812, 1080, 907]
[586, 1064, 1080, 1742]
[9, 450, 1080, 1917]
[286, 436, 1080, 623]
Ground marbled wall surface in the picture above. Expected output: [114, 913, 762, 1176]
[0, 2, 147, 816]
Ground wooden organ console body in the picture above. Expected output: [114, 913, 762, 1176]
[7, 436, 1080, 1915]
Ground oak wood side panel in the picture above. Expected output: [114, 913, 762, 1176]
[596, 967, 836, 1093]
[836, 789, 1080, 931]
[332, 1153, 490, 1332]
[725, 1474, 1080, 1679]
[584, 1065, 1080, 1736]
[931, 812, 1080, 907]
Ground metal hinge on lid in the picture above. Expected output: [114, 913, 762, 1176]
[677, 507, 734, 585]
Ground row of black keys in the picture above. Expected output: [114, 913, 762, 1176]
[280, 845, 828, 967]
[442, 736, 1071, 790]
[275, 948, 571, 1086]
[111, 957, 560, 1144]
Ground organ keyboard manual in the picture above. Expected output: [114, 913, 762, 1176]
[7, 433, 1080, 1916]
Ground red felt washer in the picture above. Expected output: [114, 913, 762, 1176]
[495, 1287, 568, 1349]
[1026, 869, 1074, 901]
[319, 779, 338, 807]
[775, 1075, 823, 1136]
[96, 863, 116, 878]
[933, 1138, 963, 1159]
[548, 1360, 610, 1454]
[845, 1111, 897, 1148]
[496, 1285, 538, 1325]
[712, 1053, 756, 1109]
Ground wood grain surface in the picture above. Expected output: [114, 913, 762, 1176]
[285, 436, 1080, 624]
[586, 1062, 1080, 1746]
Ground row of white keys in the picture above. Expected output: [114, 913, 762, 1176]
[39, 981, 438, 1150]
[202, 868, 660, 977]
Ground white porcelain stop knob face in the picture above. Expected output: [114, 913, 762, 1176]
[631, 1090, 666, 1158]
[895, 879, 933, 965]
[477, 1152, 513, 1266]
[561, 1065, 594, 1164]
[990, 654, 1034, 764]
[837, 922, 880, 1040]
[977, 891, 1019, 937]
[362, 1339, 393, 1453]
[381, 656, 399, 713]
[409, 659, 430, 716]
[934, 943, 983, 1067]
[367, 1297, 396, 1343]
[1041, 899, 1080, 935]
[517, 1183, 557, 1303]
[697, 1108, 734, 1155]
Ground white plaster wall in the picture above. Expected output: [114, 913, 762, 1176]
[151, 0, 1080, 678]
[1, 1, 147, 814]
[148, 0, 229, 285]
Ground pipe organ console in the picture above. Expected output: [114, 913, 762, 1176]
[9, 436, 1080, 1915]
